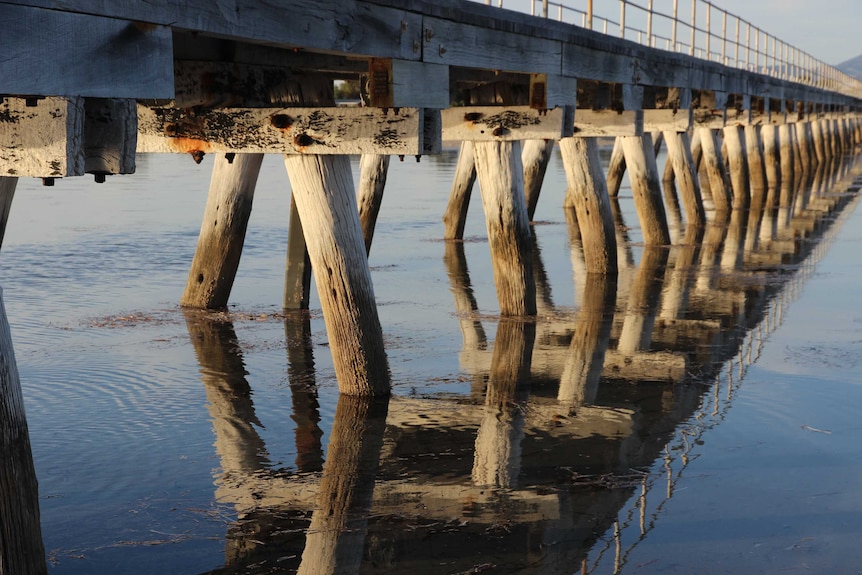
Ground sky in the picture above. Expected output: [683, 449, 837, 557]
[494, 0, 861, 65]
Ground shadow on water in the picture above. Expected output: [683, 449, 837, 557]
[4, 155, 862, 573]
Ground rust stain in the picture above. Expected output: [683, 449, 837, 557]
[166, 137, 213, 157]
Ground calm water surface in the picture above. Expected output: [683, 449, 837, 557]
[2, 148, 862, 574]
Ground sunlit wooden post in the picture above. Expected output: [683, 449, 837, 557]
[284, 154, 391, 396]
[297, 396, 389, 575]
[522, 138, 555, 220]
[559, 137, 618, 274]
[811, 118, 826, 165]
[722, 125, 750, 210]
[181, 153, 264, 309]
[761, 124, 781, 203]
[0, 177, 16, 251]
[663, 130, 706, 226]
[620, 134, 671, 244]
[442, 141, 477, 240]
[696, 127, 732, 214]
[0, 288, 48, 575]
[473, 140, 537, 316]
[357, 154, 390, 255]
[606, 137, 626, 197]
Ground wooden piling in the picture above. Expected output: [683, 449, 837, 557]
[0, 288, 48, 575]
[0, 177, 17, 250]
[696, 128, 732, 215]
[559, 137, 618, 274]
[745, 125, 768, 200]
[284, 154, 390, 396]
[798, 121, 813, 173]
[472, 140, 537, 317]
[443, 141, 478, 240]
[606, 137, 626, 198]
[663, 130, 706, 226]
[619, 134, 671, 245]
[181, 153, 264, 309]
[811, 120, 827, 165]
[283, 197, 313, 311]
[357, 154, 390, 255]
[761, 125, 781, 205]
[722, 125, 750, 210]
[522, 139, 555, 221]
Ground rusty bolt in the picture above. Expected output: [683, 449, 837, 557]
[294, 133, 315, 147]
[225, 152, 236, 164]
[271, 114, 294, 129]
[190, 150, 206, 164]
[464, 112, 484, 122]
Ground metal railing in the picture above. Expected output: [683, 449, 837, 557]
[480, 0, 862, 100]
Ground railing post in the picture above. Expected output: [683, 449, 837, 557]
[620, 0, 626, 39]
[745, 23, 751, 70]
[734, 17, 740, 67]
[690, 0, 696, 57]
[542, 0, 548, 18]
[647, 0, 654, 47]
[705, 3, 711, 60]
[587, 0, 593, 29]
[671, 0, 678, 51]
[721, 12, 727, 65]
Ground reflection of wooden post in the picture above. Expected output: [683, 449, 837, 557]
[660, 225, 703, 320]
[722, 126, 750, 210]
[558, 274, 616, 406]
[285, 315, 324, 472]
[0, 288, 48, 575]
[472, 319, 535, 488]
[297, 396, 389, 575]
[663, 131, 705, 227]
[620, 134, 671, 245]
[522, 139, 555, 220]
[559, 137, 617, 274]
[473, 141, 536, 316]
[181, 153, 264, 309]
[697, 128, 731, 214]
[284, 154, 390, 396]
[185, 312, 268, 476]
[357, 154, 390, 255]
[442, 142, 477, 240]
[0, 177, 16, 250]
[720, 208, 747, 271]
[284, 196, 312, 310]
[617, 246, 668, 354]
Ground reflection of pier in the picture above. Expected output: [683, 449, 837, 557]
[184, 155, 862, 572]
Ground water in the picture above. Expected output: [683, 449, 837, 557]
[1, 148, 862, 574]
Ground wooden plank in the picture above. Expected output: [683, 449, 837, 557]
[573, 110, 642, 137]
[0, 0, 421, 62]
[0, 4, 172, 98]
[137, 105, 427, 155]
[441, 106, 570, 141]
[423, 16, 562, 74]
[0, 97, 84, 178]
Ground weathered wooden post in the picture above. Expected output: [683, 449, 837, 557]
[0, 178, 16, 250]
[606, 137, 626, 197]
[0, 288, 48, 575]
[696, 128, 732, 214]
[797, 121, 814, 173]
[811, 119, 827, 165]
[522, 139, 556, 220]
[283, 197, 313, 310]
[357, 154, 390, 255]
[745, 125, 768, 203]
[761, 125, 781, 205]
[296, 395, 389, 575]
[559, 137, 618, 274]
[558, 273, 616, 406]
[619, 134, 671, 245]
[472, 140, 537, 316]
[472, 318, 534, 488]
[181, 153, 264, 309]
[284, 154, 390, 396]
[663, 130, 706, 226]
[442, 142, 478, 240]
[722, 125, 750, 210]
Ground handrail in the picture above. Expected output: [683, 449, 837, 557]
[481, 0, 862, 100]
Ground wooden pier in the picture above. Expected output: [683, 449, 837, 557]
[1, 0, 862, 398]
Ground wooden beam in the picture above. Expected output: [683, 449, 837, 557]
[137, 105, 430, 156]
[367, 59, 449, 109]
[441, 106, 572, 141]
[574, 110, 643, 137]
[84, 98, 137, 178]
[0, 97, 85, 178]
[0, 4, 172, 98]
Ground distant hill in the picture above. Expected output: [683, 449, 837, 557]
[837, 53, 862, 80]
